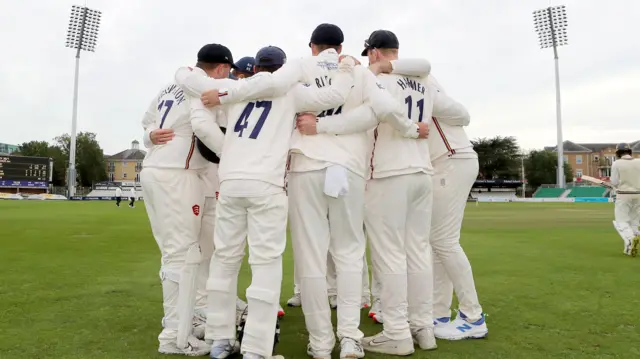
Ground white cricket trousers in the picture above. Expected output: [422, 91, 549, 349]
[293, 251, 371, 299]
[288, 169, 366, 355]
[431, 157, 483, 321]
[365, 172, 434, 340]
[197, 196, 216, 310]
[614, 194, 640, 241]
[206, 191, 287, 358]
[140, 167, 205, 345]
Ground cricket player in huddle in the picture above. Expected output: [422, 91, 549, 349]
[189, 23, 430, 359]
[425, 76, 488, 341]
[297, 29, 470, 355]
[176, 43, 359, 359]
[140, 44, 239, 356]
[611, 143, 640, 256]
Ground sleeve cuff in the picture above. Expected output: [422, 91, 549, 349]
[316, 119, 327, 134]
[143, 128, 154, 148]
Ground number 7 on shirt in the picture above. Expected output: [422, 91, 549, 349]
[234, 101, 273, 139]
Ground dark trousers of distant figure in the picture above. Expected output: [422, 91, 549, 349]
[130, 197, 136, 207]
[116, 196, 122, 207]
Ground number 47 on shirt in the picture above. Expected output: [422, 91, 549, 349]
[234, 101, 272, 139]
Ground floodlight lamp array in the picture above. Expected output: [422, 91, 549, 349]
[533, 5, 568, 49]
[65, 5, 101, 52]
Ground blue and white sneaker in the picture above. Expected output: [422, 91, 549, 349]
[434, 311, 488, 340]
[433, 316, 450, 327]
[210, 339, 238, 359]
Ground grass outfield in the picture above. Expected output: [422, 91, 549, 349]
[1, 201, 640, 359]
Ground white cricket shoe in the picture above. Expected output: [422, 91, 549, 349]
[193, 308, 207, 340]
[243, 352, 285, 359]
[412, 327, 437, 350]
[361, 332, 414, 356]
[209, 339, 239, 359]
[340, 337, 365, 359]
[287, 293, 301, 307]
[361, 295, 371, 309]
[158, 336, 210, 356]
[433, 316, 451, 327]
[328, 295, 338, 309]
[278, 305, 285, 318]
[306, 343, 331, 359]
[368, 297, 380, 318]
[434, 311, 488, 340]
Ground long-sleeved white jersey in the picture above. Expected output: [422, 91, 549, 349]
[174, 58, 356, 191]
[217, 69, 357, 189]
[141, 83, 210, 170]
[426, 76, 475, 161]
[315, 65, 469, 179]
[219, 49, 424, 178]
[611, 155, 640, 194]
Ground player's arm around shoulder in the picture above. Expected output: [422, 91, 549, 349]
[388, 58, 431, 78]
[310, 103, 377, 135]
[174, 66, 236, 97]
[190, 97, 225, 155]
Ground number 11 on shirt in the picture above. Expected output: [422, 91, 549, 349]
[404, 95, 424, 122]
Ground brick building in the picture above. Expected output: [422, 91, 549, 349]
[545, 140, 640, 179]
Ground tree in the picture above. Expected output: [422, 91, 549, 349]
[16, 141, 66, 186]
[16, 141, 50, 157]
[471, 136, 521, 179]
[54, 132, 107, 187]
[524, 150, 573, 189]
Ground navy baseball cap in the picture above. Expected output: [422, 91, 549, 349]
[234, 57, 255, 74]
[255, 46, 287, 66]
[309, 23, 344, 47]
[616, 143, 632, 151]
[361, 30, 399, 56]
[197, 44, 237, 69]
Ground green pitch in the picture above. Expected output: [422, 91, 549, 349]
[1, 201, 640, 359]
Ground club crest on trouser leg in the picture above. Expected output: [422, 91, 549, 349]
[236, 306, 281, 355]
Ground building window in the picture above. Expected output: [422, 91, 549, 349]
[576, 169, 583, 178]
[576, 155, 582, 164]
[563, 155, 569, 163]
[109, 173, 114, 182]
[135, 162, 142, 172]
[136, 173, 140, 182]
[123, 173, 127, 179]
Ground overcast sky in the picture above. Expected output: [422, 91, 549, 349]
[1, 0, 638, 155]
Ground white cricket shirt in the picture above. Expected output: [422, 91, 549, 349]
[611, 155, 640, 194]
[426, 76, 476, 161]
[218, 69, 359, 196]
[141, 82, 209, 170]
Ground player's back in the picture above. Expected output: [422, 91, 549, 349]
[218, 73, 296, 188]
[143, 82, 207, 170]
[369, 73, 432, 179]
[614, 158, 640, 193]
[289, 52, 369, 176]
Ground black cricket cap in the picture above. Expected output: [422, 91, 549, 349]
[309, 23, 344, 47]
[361, 30, 399, 56]
[255, 46, 287, 66]
[197, 44, 238, 69]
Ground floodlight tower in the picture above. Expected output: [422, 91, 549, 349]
[65, 5, 101, 197]
[533, 5, 568, 188]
